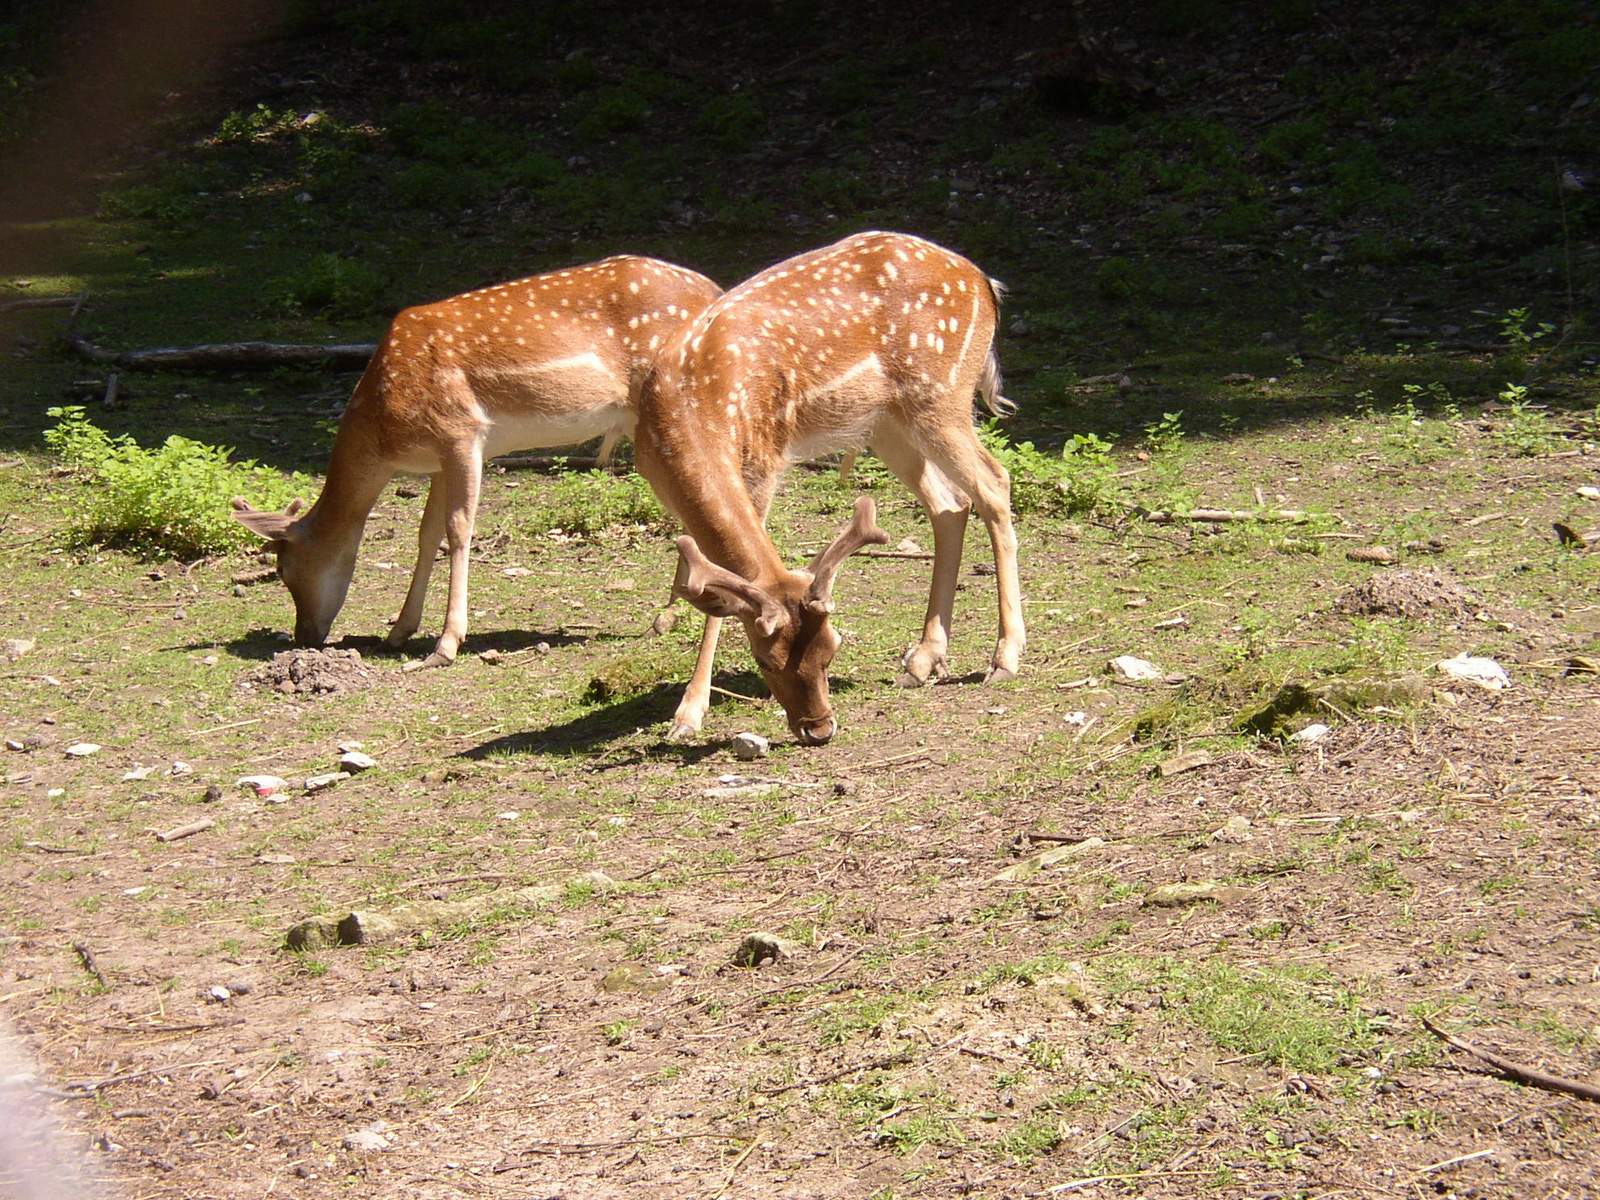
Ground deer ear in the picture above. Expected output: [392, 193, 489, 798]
[803, 495, 889, 611]
[673, 536, 787, 636]
[231, 496, 305, 542]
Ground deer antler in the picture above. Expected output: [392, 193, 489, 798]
[803, 496, 889, 614]
[674, 536, 788, 636]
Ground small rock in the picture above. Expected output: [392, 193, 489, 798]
[202, 783, 223, 803]
[1211, 815, 1254, 844]
[731, 732, 770, 761]
[341, 1130, 391, 1153]
[4, 739, 22, 752]
[496, 811, 519, 822]
[2, 637, 34, 660]
[339, 750, 377, 773]
[895, 538, 923, 554]
[207, 985, 231, 1003]
[479, 648, 504, 665]
[336, 741, 365, 753]
[1109, 655, 1162, 681]
[64, 742, 101, 758]
[1157, 749, 1211, 777]
[732, 932, 803, 968]
[501, 566, 532, 578]
[256, 853, 296, 865]
[304, 771, 349, 792]
[169, 762, 193, 776]
[1220, 372, 1255, 384]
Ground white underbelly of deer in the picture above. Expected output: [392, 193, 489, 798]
[784, 355, 886, 462]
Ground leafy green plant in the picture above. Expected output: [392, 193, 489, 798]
[43, 406, 311, 558]
[980, 422, 1119, 516]
[540, 469, 667, 536]
[1142, 410, 1186, 455]
[1495, 383, 1552, 456]
[268, 252, 387, 318]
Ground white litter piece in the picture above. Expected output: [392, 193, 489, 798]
[1288, 723, 1330, 744]
[64, 743, 101, 758]
[1109, 655, 1162, 681]
[1434, 652, 1511, 691]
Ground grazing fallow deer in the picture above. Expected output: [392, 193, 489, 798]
[635, 230, 1024, 745]
[232, 256, 722, 667]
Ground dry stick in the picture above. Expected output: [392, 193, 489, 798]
[71, 941, 107, 989]
[1421, 1016, 1600, 1103]
[753, 1051, 912, 1095]
[152, 818, 214, 843]
[710, 1139, 759, 1200]
[1417, 1148, 1500, 1174]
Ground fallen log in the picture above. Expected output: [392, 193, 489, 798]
[66, 336, 376, 371]
[0, 295, 86, 315]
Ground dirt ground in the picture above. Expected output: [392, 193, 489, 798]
[3, 570, 1599, 1199]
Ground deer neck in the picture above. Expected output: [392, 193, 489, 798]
[299, 417, 394, 549]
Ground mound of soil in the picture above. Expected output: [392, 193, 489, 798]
[242, 647, 386, 696]
[1335, 567, 1482, 621]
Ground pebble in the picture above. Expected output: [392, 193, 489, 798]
[731, 732, 770, 761]
[304, 772, 349, 792]
[169, 762, 193, 776]
[64, 742, 101, 757]
[2, 637, 34, 660]
[339, 751, 377, 773]
[341, 1130, 391, 1153]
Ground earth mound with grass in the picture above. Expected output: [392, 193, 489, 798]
[242, 647, 386, 696]
[1334, 567, 1483, 621]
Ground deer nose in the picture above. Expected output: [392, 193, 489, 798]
[795, 716, 836, 746]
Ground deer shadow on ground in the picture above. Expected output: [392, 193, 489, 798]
[458, 671, 862, 764]
[210, 628, 601, 663]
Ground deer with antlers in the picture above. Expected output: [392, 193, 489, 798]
[635, 230, 1024, 745]
[232, 256, 722, 667]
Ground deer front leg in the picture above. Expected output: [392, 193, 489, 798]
[387, 473, 447, 649]
[669, 615, 723, 739]
[898, 506, 968, 687]
[404, 445, 482, 671]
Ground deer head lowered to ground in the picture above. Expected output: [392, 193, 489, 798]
[635, 230, 1025, 745]
[232, 256, 721, 667]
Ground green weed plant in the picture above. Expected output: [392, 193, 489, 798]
[44, 406, 310, 558]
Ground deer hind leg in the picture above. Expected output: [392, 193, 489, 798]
[871, 425, 970, 687]
[387, 473, 448, 648]
[404, 440, 484, 671]
[916, 420, 1025, 683]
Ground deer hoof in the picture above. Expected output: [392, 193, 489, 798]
[984, 665, 1018, 684]
[895, 670, 929, 689]
[666, 719, 702, 742]
[402, 651, 454, 672]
